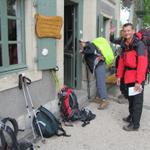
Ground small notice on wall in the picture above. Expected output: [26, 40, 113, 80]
[35, 14, 63, 39]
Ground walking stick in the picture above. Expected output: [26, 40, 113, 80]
[19, 74, 45, 144]
[85, 62, 91, 100]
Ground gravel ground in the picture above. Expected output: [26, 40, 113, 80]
[38, 97, 150, 150]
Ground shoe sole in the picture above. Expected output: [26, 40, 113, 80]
[90, 99, 102, 104]
[97, 104, 109, 110]
[122, 126, 139, 131]
[122, 119, 131, 123]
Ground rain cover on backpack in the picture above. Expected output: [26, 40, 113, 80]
[92, 37, 115, 66]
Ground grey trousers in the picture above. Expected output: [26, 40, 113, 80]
[94, 62, 107, 100]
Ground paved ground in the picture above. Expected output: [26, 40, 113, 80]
[37, 84, 150, 150]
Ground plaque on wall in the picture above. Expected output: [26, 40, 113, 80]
[35, 14, 63, 39]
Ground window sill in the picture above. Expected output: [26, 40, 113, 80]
[0, 69, 42, 92]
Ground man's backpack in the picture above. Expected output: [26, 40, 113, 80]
[58, 86, 80, 122]
[137, 28, 150, 47]
[136, 28, 150, 83]
[33, 106, 70, 138]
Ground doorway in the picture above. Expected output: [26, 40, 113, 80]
[64, 1, 79, 88]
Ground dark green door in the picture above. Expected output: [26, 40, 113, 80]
[64, 2, 78, 88]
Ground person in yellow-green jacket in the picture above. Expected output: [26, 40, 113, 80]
[79, 39, 109, 109]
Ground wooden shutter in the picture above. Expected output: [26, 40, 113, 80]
[36, 0, 57, 70]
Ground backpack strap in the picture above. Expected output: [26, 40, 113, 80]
[81, 121, 90, 127]
[56, 126, 71, 137]
[0, 129, 7, 150]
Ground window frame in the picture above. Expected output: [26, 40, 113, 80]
[0, 0, 26, 74]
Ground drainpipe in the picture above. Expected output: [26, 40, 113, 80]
[128, 2, 134, 23]
[135, 0, 145, 30]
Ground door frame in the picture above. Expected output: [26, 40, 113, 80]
[64, 0, 83, 89]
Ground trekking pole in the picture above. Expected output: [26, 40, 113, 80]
[85, 64, 91, 99]
[23, 77, 46, 143]
[19, 75, 37, 141]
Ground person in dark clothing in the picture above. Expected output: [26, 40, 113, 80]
[110, 30, 124, 45]
[117, 23, 148, 131]
[79, 40, 109, 109]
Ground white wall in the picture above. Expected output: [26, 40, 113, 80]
[81, 0, 97, 88]
[82, 0, 97, 41]
[56, 0, 64, 89]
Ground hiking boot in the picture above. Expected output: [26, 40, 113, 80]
[90, 97, 102, 104]
[122, 115, 132, 123]
[123, 123, 139, 131]
[98, 100, 109, 110]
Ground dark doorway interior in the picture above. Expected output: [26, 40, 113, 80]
[64, 1, 78, 88]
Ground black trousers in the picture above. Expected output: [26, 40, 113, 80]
[126, 83, 144, 128]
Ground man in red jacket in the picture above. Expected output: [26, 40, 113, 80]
[117, 23, 148, 131]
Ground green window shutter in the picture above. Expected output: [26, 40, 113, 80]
[97, 14, 104, 37]
[36, 0, 56, 70]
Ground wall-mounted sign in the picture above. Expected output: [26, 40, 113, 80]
[35, 14, 63, 39]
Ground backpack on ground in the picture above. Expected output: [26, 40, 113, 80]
[0, 118, 19, 150]
[58, 86, 80, 122]
[92, 37, 115, 66]
[79, 108, 96, 127]
[33, 106, 70, 138]
[0, 117, 34, 150]
[136, 28, 150, 83]
[1, 117, 19, 137]
[58, 86, 96, 127]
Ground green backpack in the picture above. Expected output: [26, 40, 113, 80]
[33, 106, 70, 138]
[92, 37, 114, 66]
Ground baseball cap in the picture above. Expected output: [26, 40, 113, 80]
[79, 38, 88, 42]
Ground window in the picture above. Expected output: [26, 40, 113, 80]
[0, 0, 26, 73]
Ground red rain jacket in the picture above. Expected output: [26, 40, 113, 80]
[117, 35, 148, 84]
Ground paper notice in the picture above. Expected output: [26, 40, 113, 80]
[128, 87, 142, 96]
